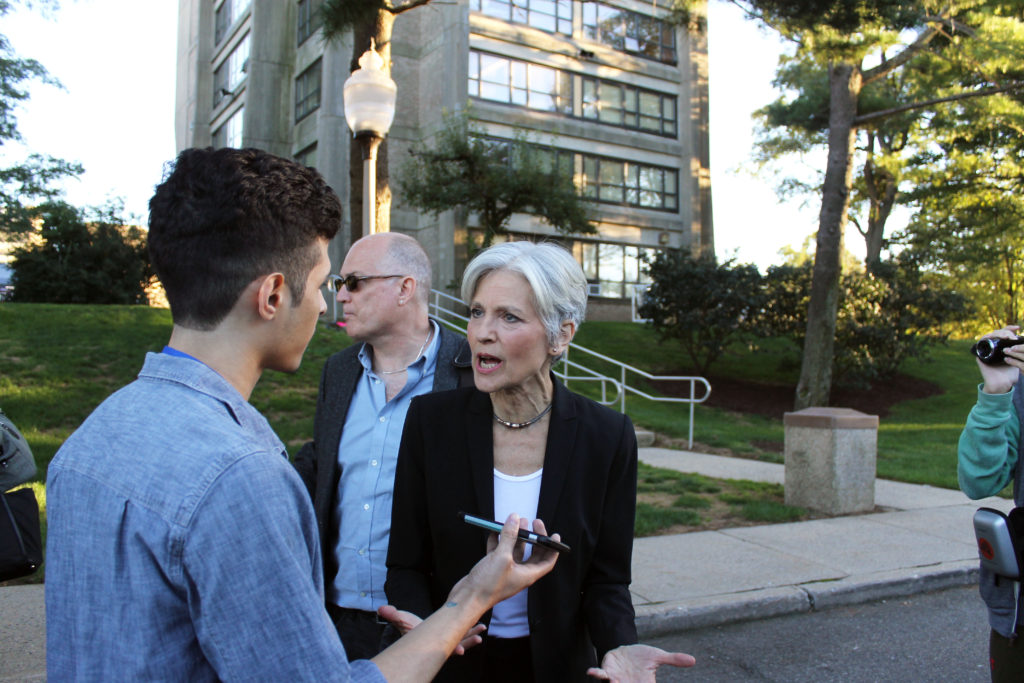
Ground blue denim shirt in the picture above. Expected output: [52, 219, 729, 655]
[330, 323, 440, 611]
[45, 352, 385, 681]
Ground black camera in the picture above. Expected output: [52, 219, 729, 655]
[971, 337, 1024, 365]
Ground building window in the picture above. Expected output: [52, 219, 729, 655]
[581, 77, 676, 137]
[294, 59, 321, 122]
[471, 0, 572, 35]
[214, 0, 252, 45]
[295, 59, 322, 122]
[474, 135, 576, 179]
[582, 3, 676, 64]
[477, 135, 678, 212]
[573, 241, 655, 299]
[469, 51, 571, 114]
[468, 51, 675, 137]
[295, 143, 318, 169]
[297, 0, 324, 46]
[581, 155, 678, 211]
[213, 107, 245, 148]
[213, 32, 250, 105]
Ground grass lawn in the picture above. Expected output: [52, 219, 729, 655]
[0, 304, 986, 583]
[574, 321, 980, 490]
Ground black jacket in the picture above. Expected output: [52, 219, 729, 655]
[386, 378, 639, 682]
[292, 323, 471, 584]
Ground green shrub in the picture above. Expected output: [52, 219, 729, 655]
[640, 250, 764, 375]
[759, 258, 970, 388]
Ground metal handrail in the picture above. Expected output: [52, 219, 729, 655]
[428, 288, 711, 447]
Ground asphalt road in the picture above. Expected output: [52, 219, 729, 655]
[645, 585, 992, 682]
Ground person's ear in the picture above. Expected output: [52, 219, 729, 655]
[256, 273, 287, 321]
[551, 320, 576, 356]
[397, 275, 417, 306]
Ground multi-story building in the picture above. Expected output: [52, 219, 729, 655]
[175, 0, 711, 316]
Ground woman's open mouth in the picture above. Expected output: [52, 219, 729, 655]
[476, 354, 502, 373]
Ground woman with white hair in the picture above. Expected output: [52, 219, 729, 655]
[385, 241, 694, 682]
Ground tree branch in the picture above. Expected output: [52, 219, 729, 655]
[921, 14, 977, 38]
[862, 22, 942, 85]
[385, 0, 438, 15]
[853, 82, 1024, 126]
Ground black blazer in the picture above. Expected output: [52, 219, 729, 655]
[386, 378, 639, 683]
[292, 323, 471, 584]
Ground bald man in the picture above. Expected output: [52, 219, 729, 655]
[294, 233, 471, 659]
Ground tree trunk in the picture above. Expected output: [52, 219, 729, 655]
[794, 62, 862, 410]
[348, 12, 396, 244]
[864, 180, 895, 268]
[862, 134, 897, 269]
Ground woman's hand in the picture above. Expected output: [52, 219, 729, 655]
[377, 605, 486, 655]
[586, 644, 695, 682]
[977, 325, 1023, 395]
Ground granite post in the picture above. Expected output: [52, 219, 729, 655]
[784, 407, 878, 515]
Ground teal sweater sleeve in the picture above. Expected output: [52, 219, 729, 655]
[958, 384, 1019, 499]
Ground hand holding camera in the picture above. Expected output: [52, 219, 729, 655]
[972, 336, 1024, 365]
[971, 326, 1023, 395]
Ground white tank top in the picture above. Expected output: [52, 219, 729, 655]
[489, 467, 543, 638]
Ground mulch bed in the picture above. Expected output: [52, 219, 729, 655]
[652, 372, 943, 420]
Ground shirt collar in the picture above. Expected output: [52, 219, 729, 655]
[138, 351, 286, 454]
[358, 319, 441, 376]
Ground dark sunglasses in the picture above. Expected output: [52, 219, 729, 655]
[326, 274, 404, 293]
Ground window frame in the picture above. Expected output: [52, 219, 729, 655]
[213, 32, 250, 106]
[213, 106, 245, 149]
[571, 240, 657, 299]
[581, 75, 676, 137]
[294, 58, 323, 123]
[214, 0, 252, 46]
[581, 2, 676, 65]
[581, 154, 678, 212]
[469, 51, 572, 115]
[297, 0, 324, 46]
[471, 0, 573, 36]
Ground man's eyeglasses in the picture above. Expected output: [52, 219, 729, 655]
[326, 274, 404, 293]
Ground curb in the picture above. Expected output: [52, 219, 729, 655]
[1, 562, 982, 676]
[635, 560, 979, 638]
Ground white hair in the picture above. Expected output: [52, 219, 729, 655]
[461, 241, 587, 362]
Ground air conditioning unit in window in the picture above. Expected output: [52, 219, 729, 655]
[587, 283, 602, 297]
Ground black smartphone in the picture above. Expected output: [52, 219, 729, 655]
[459, 511, 571, 554]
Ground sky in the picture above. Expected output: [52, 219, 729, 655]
[2, 0, 178, 224]
[2, 0, 859, 271]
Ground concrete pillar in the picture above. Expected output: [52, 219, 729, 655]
[783, 407, 878, 515]
[245, 0, 293, 156]
[319, 35, 354, 270]
[175, 0, 214, 150]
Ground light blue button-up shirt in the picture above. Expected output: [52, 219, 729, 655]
[45, 351, 384, 682]
[330, 322, 440, 610]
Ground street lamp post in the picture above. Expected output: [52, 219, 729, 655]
[342, 42, 397, 237]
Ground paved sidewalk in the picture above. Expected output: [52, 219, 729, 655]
[632, 448, 1001, 637]
[0, 448, 999, 680]
[0, 583, 45, 682]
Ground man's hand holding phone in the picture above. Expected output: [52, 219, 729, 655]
[370, 514, 557, 680]
[452, 513, 560, 611]
[461, 512, 571, 554]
